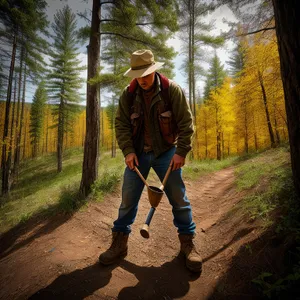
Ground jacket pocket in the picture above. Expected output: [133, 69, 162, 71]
[159, 110, 178, 144]
[131, 112, 141, 138]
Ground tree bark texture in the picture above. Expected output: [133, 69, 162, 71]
[80, 0, 100, 197]
[13, 59, 27, 181]
[57, 99, 64, 173]
[1, 36, 17, 196]
[272, 0, 300, 198]
[258, 71, 276, 148]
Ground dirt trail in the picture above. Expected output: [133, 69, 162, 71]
[0, 167, 263, 300]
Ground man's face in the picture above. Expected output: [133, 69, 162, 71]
[137, 72, 155, 91]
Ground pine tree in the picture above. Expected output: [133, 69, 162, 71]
[29, 82, 47, 158]
[227, 40, 246, 80]
[48, 5, 85, 173]
[0, 0, 48, 195]
[203, 53, 227, 100]
[203, 53, 227, 160]
[177, 0, 223, 116]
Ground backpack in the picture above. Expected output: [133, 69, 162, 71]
[127, 72, 178, 146]
[127, 72, 171, 112]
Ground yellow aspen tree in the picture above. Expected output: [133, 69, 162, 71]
[196, 104, 214, 159]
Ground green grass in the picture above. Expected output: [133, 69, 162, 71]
[234, 146, 295, 226]
[183, 155, 240, 180]
[0, 148, 124, 234]
[234, 147, 300, 300]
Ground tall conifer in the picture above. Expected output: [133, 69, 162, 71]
[48, 5, 85, 173]
[30, 82, 47, 158]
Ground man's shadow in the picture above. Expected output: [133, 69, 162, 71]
[29, 255, 201, 300]
[118, 255, 200, 300]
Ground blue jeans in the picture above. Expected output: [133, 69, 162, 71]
[113, 147, 196, 235]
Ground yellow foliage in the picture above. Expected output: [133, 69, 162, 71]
[194, 32, 287, 159]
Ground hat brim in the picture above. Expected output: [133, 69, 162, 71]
[124, 62, 164, 78]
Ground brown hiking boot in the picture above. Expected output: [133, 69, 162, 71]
[179, 234, 202, 272]
[99, 232, 128, 265]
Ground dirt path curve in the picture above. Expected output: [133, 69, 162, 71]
[0, 167, 259, 300]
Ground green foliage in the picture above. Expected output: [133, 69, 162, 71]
[235, 147, 292, 223]
[0, 148, 125, 233]
[57, 184, 86, 213]
[105, 103, 117, 130]
[227, 40, 246, 80]
[91, 0, 178, 94]
[203, 52, 227, 100]
[234, 146, 300, 298]
[252, 264, 300, 299]
[91, 152, 124, 198]
[30, 81, 47, 157]
[91, 169, 122, 199]
[47, 5, 85, 170]
[48, 5, 85, 111]
[178, 1, 222, 78]
[0, 0, 49, 81]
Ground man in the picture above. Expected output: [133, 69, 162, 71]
[99, 49, 202, 272]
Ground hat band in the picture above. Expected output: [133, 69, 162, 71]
[131, 62, 155, 71]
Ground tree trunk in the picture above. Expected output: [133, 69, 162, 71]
[215, 106, 221, 160]
[6, 74, 18, 187]
[258, 70, 276, 148]
[272, 0, 300, 198]
[191, 0, 196, 119]
[80, 0, 101, 197]
[23, 108, 27, 160]
[253, 112, 258, 152]
[57, 98, 64, 173]
[13, 59, 27, 182]
[1, 35, 17, 196]
[244, 100, 249, 154]
[46, 109, 49, 153]
[9, 74, 18, 161]
[204, 109, 208, 159]
[188, 0, 193, 112]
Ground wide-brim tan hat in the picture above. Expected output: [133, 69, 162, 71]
[124, 49, 164, 78]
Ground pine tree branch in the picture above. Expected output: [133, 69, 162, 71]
[77, 15, 156, 27]
[100, 32, 151, 45]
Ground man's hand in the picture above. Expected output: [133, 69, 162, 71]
[171, 154, 185, 171]
[125, 153, 139, 170]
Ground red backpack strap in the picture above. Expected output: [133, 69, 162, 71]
[127, 73, 171, 110]
[128, 78, 138, 93]
[157, 72, 170, 90]
[157, 73, 170, 109]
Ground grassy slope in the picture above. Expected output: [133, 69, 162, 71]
[0, 146, 296, 236]
[0, 148, 124, 233]
[0, 145, 299, 298]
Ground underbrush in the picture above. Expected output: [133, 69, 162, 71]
[235, 146, 300, 299]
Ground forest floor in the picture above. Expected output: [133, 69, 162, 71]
[0, 165, 287, 300]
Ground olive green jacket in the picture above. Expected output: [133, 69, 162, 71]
[115, 74, 194, 158]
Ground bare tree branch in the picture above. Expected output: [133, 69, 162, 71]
[237, 26, 275, 36]
[77, 13, 91, 23]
